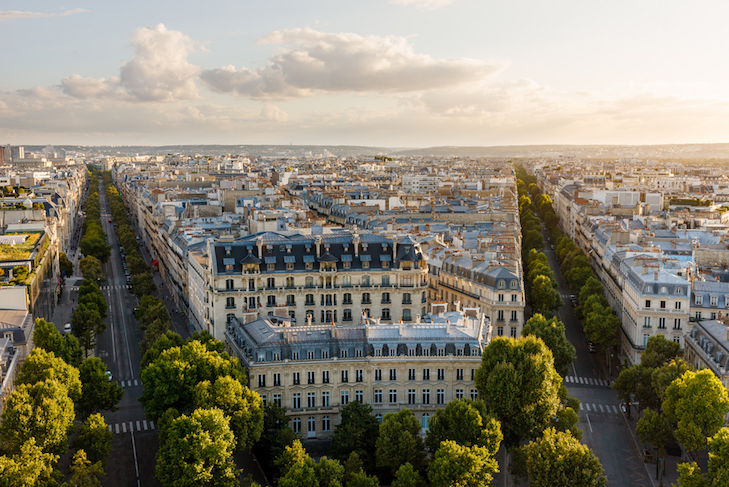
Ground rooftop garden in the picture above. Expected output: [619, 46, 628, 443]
[669, 198, 713, 207]
[0, 232, 42, 262]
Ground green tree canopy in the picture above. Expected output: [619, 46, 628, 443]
[521, 314, 576, 377]
[0, 379, 75, 455]
[531, 275, 562, 316]
[71, 303, 105, 356]
[663, 369, 729, 454]
[131, 272, 157, 298]
[331, 401, 380, 472]
[475, 336, 562, 447]
[0, 438, 58, 486]
[78, 357, 124, 418]
[141, 331, 184, 369]
[392, 462, 422, 487]
[33, 318, 83, 368]
[79, 255, 103, 282]
[193, 375, 264, 451]
[375, 409, 425, 473]
[427, 440, 499, 487]
[252, 403, 297, 479]
[523, 428, 606, 487]
[425, 399, 502, 455]
[641, 335, 681, 369]
[636, 409, 673, 486]
[16, 348, 82, 402]
[583, 302, 618, 348]
[66, 449, 104, 487]
[73, 413, 113, 467]
[155, 408, 239, 487]
[78, 290, 107, 319]
[59, 252, 74, 277]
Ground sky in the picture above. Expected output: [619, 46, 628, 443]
[1, 0, 728, 147]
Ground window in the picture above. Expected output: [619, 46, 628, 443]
[675, 302, 682, 310]
[382, 292, 391, 304]
[226, 313, 235, 324]
[285, 277, 294, 288]
[711, 295, 718, 306]
[363, 261, 370, 269]
[389, 389, 398, 403]
[248, 279, 255, 291]
[355, 390, 363, 402]
[511, 310, 518, 322]
[645, 300, 651, 308]
[390, 369, 397, 381]
[341, 391, 349, 405]
[437, 369, 445, 381]
[423, 369, 430, 380]
[322, 391, 330, 407]
[660, 300, 666, 309]
[712, 312, 717, 320]
[341, 370, 349, 383]
[696, 311, 703, 320]
[340, 349, 348, 358]
[408, 369, 416, 381]
[497, 326, 503, 336]
[322, 416, 331, 432]
[322, 349, 329, 359]
[362, 276, 370, 286]
[403, 309, 412, 321]
[456, 369, 464, 381]
[696, 295, 704, 305]
[293, 393, 301, 409]
[471, 369, 476, 380]
[660, 286, 667, 294]
[273, 394, 282, 406]
[382, 308, 391, 320]
[258, 375, 266, 387]
[287, 294, 295, 306]
[322, 371, 330, 384]
[674, 318, 681, 330]
[455, 389, 464, 400]
[355, 349, 363, 358]
[308, 351, 315, 360]
[356, 369, 363, 382]
[342, 276, 351, 286]
[673, 336, 681, 343]
[226, 297, 235, 309]
[470, 389, 478, 400]
[306, 262, 313, 270]
[497, 280, 505, 289]
[305, 294, 315, 306]
[375, 369, 382, 381]
[422, 292, 427, 303]
[308, 417, 316, 434]
[267, 295, 276, 307]
[389, 347, 396, 357]
[644, 317, 651, 328]
[343, 293, 352, 304]
[498, 294, 504, 302]
[658, 318, 666, 329]
[293, 372, 300, 385]
[362, 293, 371, 304]
[403, 293, 411, 304]
[382, 275, 390, 286]
[510, 327, 517, 338]
[293, 417, 301, 433]
[226, 279, 234, 290]
[421, 413, 429, 430]
[437, 389, 445, 405]
[374, 389, 383, 403]
[498, 310, 504, 321]
[267, 277, 276, 289]
[307, 392, 316, 408]
[511, 294, 517, 302]
[643, 334, 650, 347]
[273, 373, 281, 386]
[408, 389, 416, 405]
[422, 347, 429, 357]
[422, 389, 430, 404]
[305, 277, 314, 288]
[343, 309, 352, 321]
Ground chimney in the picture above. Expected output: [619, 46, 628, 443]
[353, 233, 360, 257]
[315, 236, 322, 258]
[642, 265, 649, 275]
[256, 235, 263, 259]
[654, 271, 658, 281]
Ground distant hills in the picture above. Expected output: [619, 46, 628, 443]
[24, 143, 729, 160]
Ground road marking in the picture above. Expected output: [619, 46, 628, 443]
[579, 377, 585, 384]
[108, 425, 112, 433]
[150, 421, 155, 430]
[136, 421, 141, 431]
[143, 420, 148, 431]
[586, 414, 593, 433]
[585, 403, 591, 411]
[134, 379, 138, 386]
[579, 403, 583, 411]
[592, 403, 598, 411]
[599, 404, 605, 413]
[122, 422, 127, 433]
[115, 423, 119, 434]
[612, 405, 618, 414]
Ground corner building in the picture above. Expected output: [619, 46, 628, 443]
[225, 303, 490, 439]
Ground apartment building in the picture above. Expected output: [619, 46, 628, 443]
[225, 303, 489, 438]
[191, 231, 429, 342]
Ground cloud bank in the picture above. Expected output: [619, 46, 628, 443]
[0, 9, 88, 21]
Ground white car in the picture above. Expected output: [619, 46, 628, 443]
[63, 323, 72, 334]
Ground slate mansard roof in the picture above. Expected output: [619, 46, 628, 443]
[212, 231, 426, 275]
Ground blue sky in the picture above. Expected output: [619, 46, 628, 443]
[1, 0, 728, 146]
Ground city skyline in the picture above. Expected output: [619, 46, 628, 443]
[2, 0, 729, 146]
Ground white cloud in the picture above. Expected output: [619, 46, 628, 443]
[200, 28, 502, 99]
[0, 9, 88, 21]
[390, 0, 453, 10]
[260, 103, 288, 122]
[62, 24, 200, 102]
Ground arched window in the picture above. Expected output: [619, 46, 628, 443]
[421, 413, 429, 430]
[660, 286, 668, 294]
[510, 280, 518, 289]
[403, 309, 411, 321]
[307, 417, 316, 438]
[226, 313, 235, 323]
[497, 280, 506, 289]
[292, 417, 301, 433]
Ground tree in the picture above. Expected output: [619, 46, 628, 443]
[252, 403, 297, 478]
[521, 314, 576, 377]
[140, 340, 246, 421]
[66, 450, 104, 487]
[523, 428, 606, 487]
[140, 318, 172, 355]
[73, 414, 113, 467]
[531, 275, 562, 316]
[33, 318, 83, 367]
[78, 290, 107, 319]
[315, 457, 345, 487]
[612, 364, 658, 415]
[425, 399, 502, 454]
[393, 462, 422, 487]
[663, 369, 729, 455]
[641, 335, 681, 369]
[193, 375, 264, 451]
[346, 470, 380, 487]
[16, 348, 82, 402]
[564, 266, 593, 291]
[675, 427, 729, 487]
[141, 331, 184, 369]
[375, 409, 425, 473]
[583, 302, 618, 348]
[78, 357, 124, 418]
[131, 272, 157, 298]
[0, 438, 58, 486]
[155, 408, 239, 487]
[275, 439, 310, 476]
[71, 304, 105, 356]
[637, 409, 673, 486]
[331, 401, 380, 472]
[79, 256, 103, 282]
[0, 379, 75, 455]
[59, 252, 74, 277]
[475, 336, 562, 447]
[427, 440, 499, 487]
[79, 236, 110, 264]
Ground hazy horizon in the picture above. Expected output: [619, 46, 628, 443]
[2, 1, 728, 147]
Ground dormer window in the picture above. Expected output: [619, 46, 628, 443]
[711, 295, 718, 307]
[497, 280, 506, 289]
[696, 294, 703, 305]
[660, 286, 667, 294]
[510, 280, 518, 289]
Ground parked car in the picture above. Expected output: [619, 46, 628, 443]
[108, 218, 112, 223]
[586, 340, 597, 353]
[569, 295, 578, 306]
[105, 371, 112, 381]
[63, 323, 72, 334]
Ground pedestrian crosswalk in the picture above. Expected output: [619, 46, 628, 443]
[579, 402, 621, 415]
[564, 375, 611, 387]
[69, 285, 131, 290]
[117, 379, 140, 388]
[108, 420, 155, 435]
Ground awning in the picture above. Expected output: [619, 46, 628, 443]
[151, 260, 158, 266]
